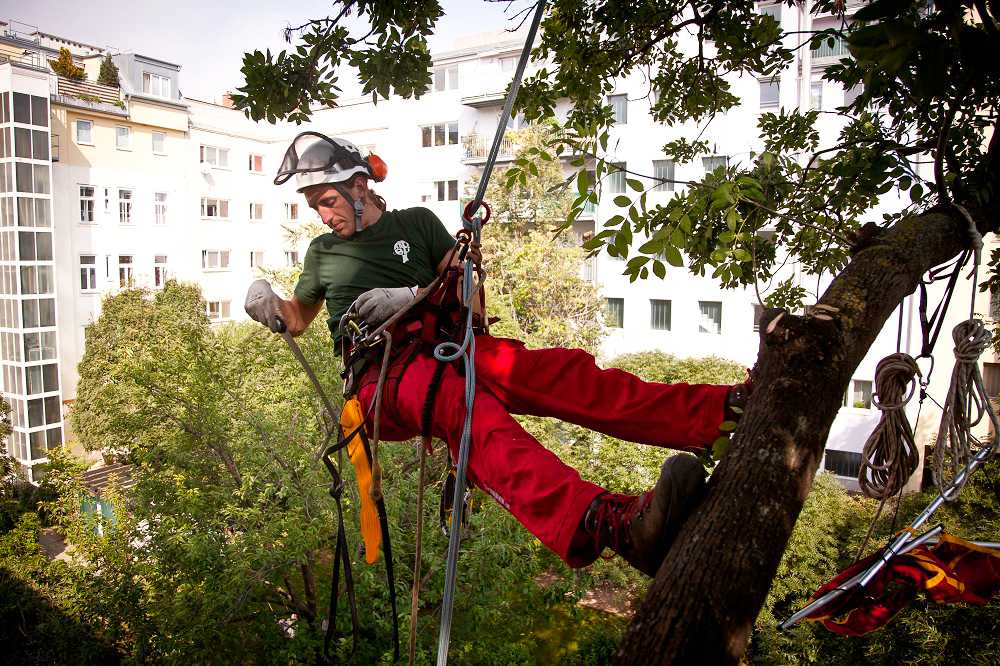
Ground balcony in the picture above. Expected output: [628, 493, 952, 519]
[578, 199, 597, 219]
[0, 51, 47, 72]
[50, 134, 59, 163]
[810, 36, 850, 63]
[463, 132, 519, 164]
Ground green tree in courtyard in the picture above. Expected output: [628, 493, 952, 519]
[234, 2, 1000, 660]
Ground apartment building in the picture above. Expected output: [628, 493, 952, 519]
[0, 9, 995, 491]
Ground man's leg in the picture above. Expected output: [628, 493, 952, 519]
[358, 351, 605, 566]
[474, 335, 732, 451]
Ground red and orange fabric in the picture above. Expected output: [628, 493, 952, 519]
[805, 533, 1000, 636]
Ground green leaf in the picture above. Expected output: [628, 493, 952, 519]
[664, 246, 683, 267]
[576, 170, 590, 196]
[910, 183, 924, 202]
[719, 420, 738, 432]
[712, 435, 730, 460]
[627, 178, 644, 192]
[652, 260, 666, 279]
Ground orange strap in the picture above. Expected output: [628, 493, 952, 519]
[340, 396, 382, 564]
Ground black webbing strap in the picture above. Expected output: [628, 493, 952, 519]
[322, 425, 361, 658]
[321, 420, 400, 661]
[362, 432, 400, 661]
[918, 249, 971, 359]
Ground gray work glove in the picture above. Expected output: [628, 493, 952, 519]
[354, 286, 416, 325]
[244, 279, 284, 333]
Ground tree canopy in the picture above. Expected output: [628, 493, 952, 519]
[235, 1, 1000, 661]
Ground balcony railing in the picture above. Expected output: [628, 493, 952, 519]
[0, 51, 47, 70]
[463, 132, 518, 162]
[811, 36, 850, 61]
[50, 134, 59, 162]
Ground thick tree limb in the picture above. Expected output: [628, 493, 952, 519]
[615, 202, 998, 664]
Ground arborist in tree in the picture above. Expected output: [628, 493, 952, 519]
[245, 132, 753, 577]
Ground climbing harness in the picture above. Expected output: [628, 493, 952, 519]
[780, 204, 998, 632]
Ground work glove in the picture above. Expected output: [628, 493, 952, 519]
[244, 279, 284, 333]
[354, 286, 416, 326]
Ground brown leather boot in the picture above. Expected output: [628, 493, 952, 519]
[583, 454, 706, 576]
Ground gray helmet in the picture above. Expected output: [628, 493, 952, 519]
[275, 132, 381, 234]
[274, 132, 373, 192]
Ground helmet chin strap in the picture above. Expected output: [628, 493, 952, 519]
[332, 183, 365, 234]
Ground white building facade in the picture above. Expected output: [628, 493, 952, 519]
[1, 9, 995, 490]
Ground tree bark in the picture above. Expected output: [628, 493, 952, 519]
[615, 203, 997, 664]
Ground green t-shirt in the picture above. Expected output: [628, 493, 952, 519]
[294, 207, 457, 343]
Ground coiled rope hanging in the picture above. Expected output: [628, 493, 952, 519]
[858, 353, 922, 499]
[933, 319, 998, 499]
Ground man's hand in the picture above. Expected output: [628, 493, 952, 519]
[354, 286, 416, 325]
[244, 279, 285, 333]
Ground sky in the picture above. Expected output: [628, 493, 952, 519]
[1, 0, 531, 101]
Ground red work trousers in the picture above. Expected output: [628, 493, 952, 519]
[357, 335, 729, 567]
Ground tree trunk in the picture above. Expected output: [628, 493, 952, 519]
[615, 204, 996, 664]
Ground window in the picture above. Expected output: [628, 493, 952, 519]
[118, 255, 134, 287]
[115, 126, 132, 150]
[152, 131, 166, 154]
[79, 255, 97, 291]
[605, 298, 624, 328]
[609, 94, 628, 124]
[206, 300, 231, 321]
[285, 250, 300, 267]
[844, 84, 863, 107]
[201, 250, 230, 270]
[249, 154, 264, 173]
[154, 192, 167, 225]
[79, 185, 95, 223]
[607, 163, 626, 194]
[250, 250, 264, 268]
[75, 119, 93, 145]
[699, 301, 722, 334]
[118, 189, 133, 224]
[435, 180, 459, 202]
[702, 156, 729, 174]
[201, 197, 229, 219]
[810, 80, 823, 111]
[23, 331, 57, 362]
[249, 203, 264, 221]
[154, 255, 168, 288]
[16, 164, 49, 194]
[852, 379, 873, 409]
[421, 122, 459, 148]
[653, 160, 674, 192]
[824, 450, 861, 478]
[448, 122, 459, 145]
[14, 128, 49, 160]
[759, 79, 780, 110]
[983, 363, 1000, 397]
[650, 299, 671, 330]
[499, 56, 517, 72]
[285, 203, 299, 220]
[991, 287, 1000, 320]
[142, 72, 171, 98]
[758, 2, 781, 23]
[433, 65, 459, 91]
[25, 364, 58, 395]
[752, 303, 764, 332]
[199, 145, 229, 168]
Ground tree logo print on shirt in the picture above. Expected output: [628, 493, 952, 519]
[394, 240, 410, 264]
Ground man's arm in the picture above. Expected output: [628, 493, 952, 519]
[279, 295, 324, 336]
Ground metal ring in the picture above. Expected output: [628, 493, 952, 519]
[463, 200, 491, 225]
